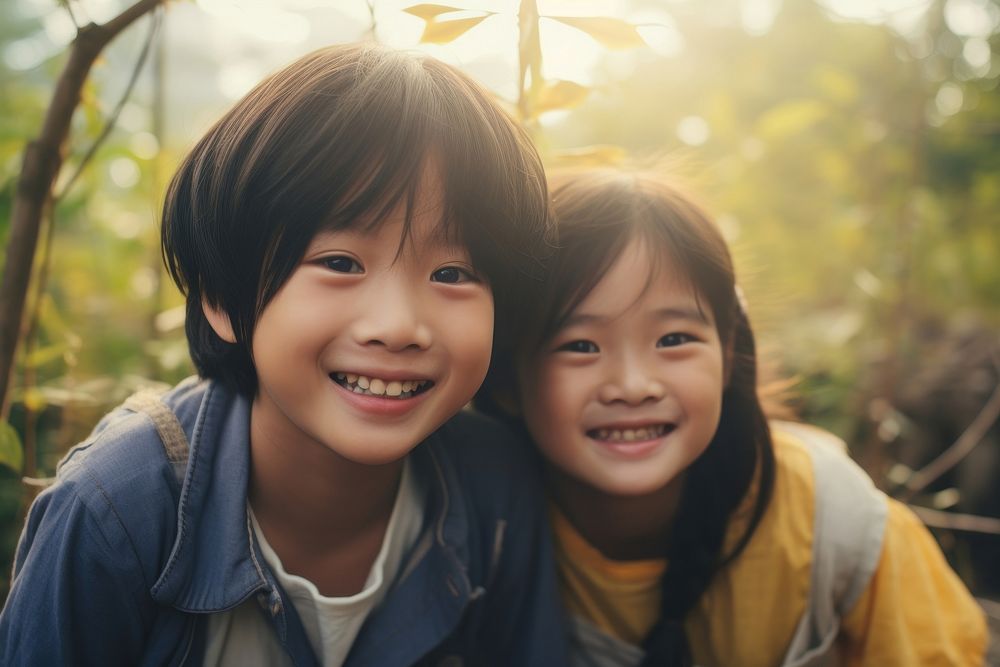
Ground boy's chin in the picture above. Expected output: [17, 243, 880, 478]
[322, 435, 426, 467]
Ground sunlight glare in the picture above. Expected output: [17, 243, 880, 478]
[741, 0, 780, 36]
[944, 0, 1000, 37]
[963, 37, 992, 68]
[109, 157, 141, 189]
[677, 115, 710, 146]
[131, 267, 158, 299]
[3, 37, 51, 71]
[935, 82, 964, 116]
[818, 0, 933, 37]
[42, 9, 76, 47]
[218, 62, 264, 100]
[107, 212, 144, 240]
[130, 132, 160, 160]
[196, 0, 310, 44]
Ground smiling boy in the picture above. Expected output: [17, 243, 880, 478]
[0, 44, 567, 666]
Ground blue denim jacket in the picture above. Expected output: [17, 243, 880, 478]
[0, 378, 569, 666]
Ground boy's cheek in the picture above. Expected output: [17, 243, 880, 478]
[441, 295, 494, 389]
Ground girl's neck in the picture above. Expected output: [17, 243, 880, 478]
[548, 466, 685, 561]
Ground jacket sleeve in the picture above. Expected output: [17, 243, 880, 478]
[0, 477, 150, 666]
[471, 446, 571, 666]
[838, 498, 988, 667]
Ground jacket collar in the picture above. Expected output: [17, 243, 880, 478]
[150, 380, 268, 611]
[149, 379, 474, 618]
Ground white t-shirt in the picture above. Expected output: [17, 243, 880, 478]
[203, 458, 424, 666]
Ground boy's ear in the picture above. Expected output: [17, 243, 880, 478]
[202, 299, 237, 343]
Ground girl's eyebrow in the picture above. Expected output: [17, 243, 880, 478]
[651, 306, 712, 325]
[564, 306, 711, 328]
[561, 312, 608, 328]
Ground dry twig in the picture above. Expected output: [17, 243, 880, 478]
[899, 350, 1000, 503]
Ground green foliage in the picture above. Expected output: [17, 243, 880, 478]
[0, 421, 22, 474]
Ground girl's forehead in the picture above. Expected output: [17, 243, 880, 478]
[570, 238, 708, 324]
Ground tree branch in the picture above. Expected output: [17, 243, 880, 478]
[899, 351, 1000, 503]
[57, 8, 162, 201]
[910, 505, 1000, 536]
[0, 0, 167, 416]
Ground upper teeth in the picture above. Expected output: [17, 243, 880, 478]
[592, 425, 668, 442]
[334, 373, 428, 398]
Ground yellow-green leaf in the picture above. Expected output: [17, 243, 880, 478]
[547, 16, 646, 49]
[755, 99, 828, 141]
[420, 15, 490, 44]
[0, 419, 23, 473]
[535, 80, 590, 114]
[518, 0, 543, 121]
[549, 144, 628, 167]
[24, 343, 68, 369]
[403, 4, 467, 20]
[22, 387, 47, 412]
[812, 65, 860, 105]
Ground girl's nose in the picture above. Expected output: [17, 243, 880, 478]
[351, 279, 433, 352]
[597, 354, 665, 406]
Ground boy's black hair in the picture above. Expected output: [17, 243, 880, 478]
[162, 43, 549, 396]
[478, 168, 776, 667]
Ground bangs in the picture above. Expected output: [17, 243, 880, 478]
[251, 45, 547, 302]
[532, 169, 736, 350]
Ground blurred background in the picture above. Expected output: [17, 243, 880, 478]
[1, 0, 998, 646]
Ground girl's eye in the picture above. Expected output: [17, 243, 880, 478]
[556, 340, 599, 354]
[431, 266, 478, 284]
[657, 333, 695, 348]
[322, 256, 362, 273]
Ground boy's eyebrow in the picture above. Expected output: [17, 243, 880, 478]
[307, 220, 469, 258]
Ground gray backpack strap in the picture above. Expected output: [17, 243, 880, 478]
[567, 616, 645, 667]
[777, 421, 888, 667]
[124, 389, 190, 483]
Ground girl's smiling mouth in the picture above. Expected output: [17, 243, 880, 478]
[586, 423, 675, 443]
[331, 372, 434, 400]
[585, 422, 677, 458]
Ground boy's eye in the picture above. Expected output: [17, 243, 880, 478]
[431, 266, 477, 284]
[556, 340, 599, 354]
[321, 256, 362, 274]
[657, 333, 695, 348]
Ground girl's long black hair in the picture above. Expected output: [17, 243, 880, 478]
[478, 167, 776, 666]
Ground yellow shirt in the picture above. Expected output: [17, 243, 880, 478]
[551, 427, 988, 667]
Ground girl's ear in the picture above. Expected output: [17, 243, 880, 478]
[202, 299, 237, 343]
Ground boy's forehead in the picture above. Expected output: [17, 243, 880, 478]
[313, 195, 462, 254]
[316, 159, 461, 243]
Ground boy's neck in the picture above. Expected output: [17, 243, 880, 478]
[247, 408, 406, 596]
[548, 467, 685, 562]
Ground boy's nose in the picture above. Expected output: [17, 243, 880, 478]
[598, 354, 665, 406]
[352, 280, 433, 352]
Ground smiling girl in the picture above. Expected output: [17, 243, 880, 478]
[484, 168, 987, 666]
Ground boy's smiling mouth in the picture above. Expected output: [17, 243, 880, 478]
[332, 372, 434, 400]
[586, 423, 675, 443]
